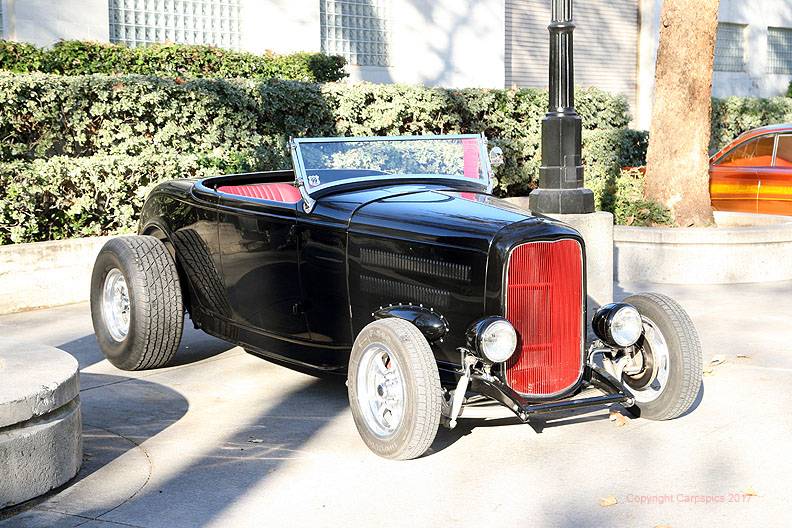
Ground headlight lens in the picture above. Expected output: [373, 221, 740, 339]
[479, 319, 518, 363]
[593, 303, 643, 347]
[610, 306, 643, 347]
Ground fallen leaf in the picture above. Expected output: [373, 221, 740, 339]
[744, 486, 758, 496]
[609, 410, 629, 427]
[703, 355, 727, 375]
[599, 495, 618, 507]
[248, 438, 264, 444]
[709, 354, 726, 366]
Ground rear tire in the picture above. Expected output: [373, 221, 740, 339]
[348, 319, 442, 460]
[623, 292, 702, 420]
[90, 235, 184, 371]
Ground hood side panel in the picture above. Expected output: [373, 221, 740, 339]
[348, 190, 531, 365]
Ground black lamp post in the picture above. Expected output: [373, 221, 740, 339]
[528, 0, 594, 214]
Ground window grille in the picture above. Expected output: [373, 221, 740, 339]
[714, 23, 746, 72]
[768, 27, 792, 74]
[320, 0, 390, 67]
[109, 0, 241, 49]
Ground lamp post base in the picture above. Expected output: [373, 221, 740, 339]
[528, 187, 595, 215]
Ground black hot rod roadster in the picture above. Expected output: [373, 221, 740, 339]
[91, 134, 702, 459]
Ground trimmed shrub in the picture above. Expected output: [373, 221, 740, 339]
[582, 128, 649, 212]
[0, 150, 269, 245]
[0, 40, 347, 82]
[581, 128, 671, 226]
[710, 96, 792, 151]
[0, 73, 636, 243]
[612, 168, 673, 226]
[0, 74, 266, 160]
[0, 41, 45, 73]
[0, 73, 630, 169]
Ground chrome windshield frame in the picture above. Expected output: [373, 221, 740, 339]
[289, 133, 494, 213]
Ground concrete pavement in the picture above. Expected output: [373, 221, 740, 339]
[1, 281, 791, 527]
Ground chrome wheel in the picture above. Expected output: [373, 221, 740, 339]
[624, 317, 670, 403]
[356, 343, 405, 437]
[102, 268, 130, 342]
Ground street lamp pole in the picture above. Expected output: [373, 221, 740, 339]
[528, 0, 594, 214]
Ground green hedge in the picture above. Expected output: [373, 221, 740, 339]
[710, 96, 792, 151]
[0, 73, 638, 244]
[0, 40, 347, 82]
[0, 151, 267, 245]
[0, 72, 630, 166]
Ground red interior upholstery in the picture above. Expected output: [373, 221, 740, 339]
[217, 183, 301, 203]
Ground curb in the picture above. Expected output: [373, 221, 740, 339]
[614, 212, 792, 284]
[0, 236, 112, 315]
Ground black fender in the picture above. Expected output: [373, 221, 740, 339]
[373, 305, 449, 343]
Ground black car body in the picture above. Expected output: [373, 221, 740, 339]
[91, 134, 702, 459]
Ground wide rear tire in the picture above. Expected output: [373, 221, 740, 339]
[348, 318, 442, 460]
[90, 235, 184, 371]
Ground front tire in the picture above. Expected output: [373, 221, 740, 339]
[348, 319, 442, 460]
[622, 292, 702, 420]
[90, 235, 184, 371]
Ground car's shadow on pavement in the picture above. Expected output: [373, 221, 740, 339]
[57, 319, 234, 371]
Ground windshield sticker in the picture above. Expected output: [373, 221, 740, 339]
[308, 175, 321, 187]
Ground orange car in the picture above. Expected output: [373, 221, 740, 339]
[710, 124, 792, 215]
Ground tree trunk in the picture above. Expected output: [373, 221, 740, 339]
[644, 0, 719, 226]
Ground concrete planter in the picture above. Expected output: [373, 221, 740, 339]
[0, 236, 112, 315]
[0, 339, 82, 509]
[615, 212, 792, 284]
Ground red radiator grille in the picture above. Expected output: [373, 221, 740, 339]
[505, 239, 583, 396]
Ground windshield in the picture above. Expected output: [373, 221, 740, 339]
[290, 135, 492, 199]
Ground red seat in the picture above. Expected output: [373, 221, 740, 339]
[217, 183, 301, 204]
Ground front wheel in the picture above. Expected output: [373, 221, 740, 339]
[621, 292, 703, 420]
[348, 318, 442, 460]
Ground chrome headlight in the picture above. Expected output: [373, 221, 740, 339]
[592, 303, 643, 348]
[468, 317, 518, 363]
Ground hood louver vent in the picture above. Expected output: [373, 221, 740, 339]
[361, 248, 471, 282]
[360, 276, 450, 309]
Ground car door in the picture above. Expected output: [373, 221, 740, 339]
[710, 135, 773, 213]
[759, 133, 792, 215]
[217, 194, 310, 341]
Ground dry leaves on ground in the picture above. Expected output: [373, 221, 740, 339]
[703, 354, 726, 376]
[609, 410, 629, 427]
[599, 495, 618, 507]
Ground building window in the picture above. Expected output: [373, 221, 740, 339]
[320, 0, 390, 67]
[714, 23, 746, 72]
[109, 0, 241, 49]
[768, 27, 792, 74]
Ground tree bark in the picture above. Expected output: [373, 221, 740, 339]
[644, 0, 719, 226]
